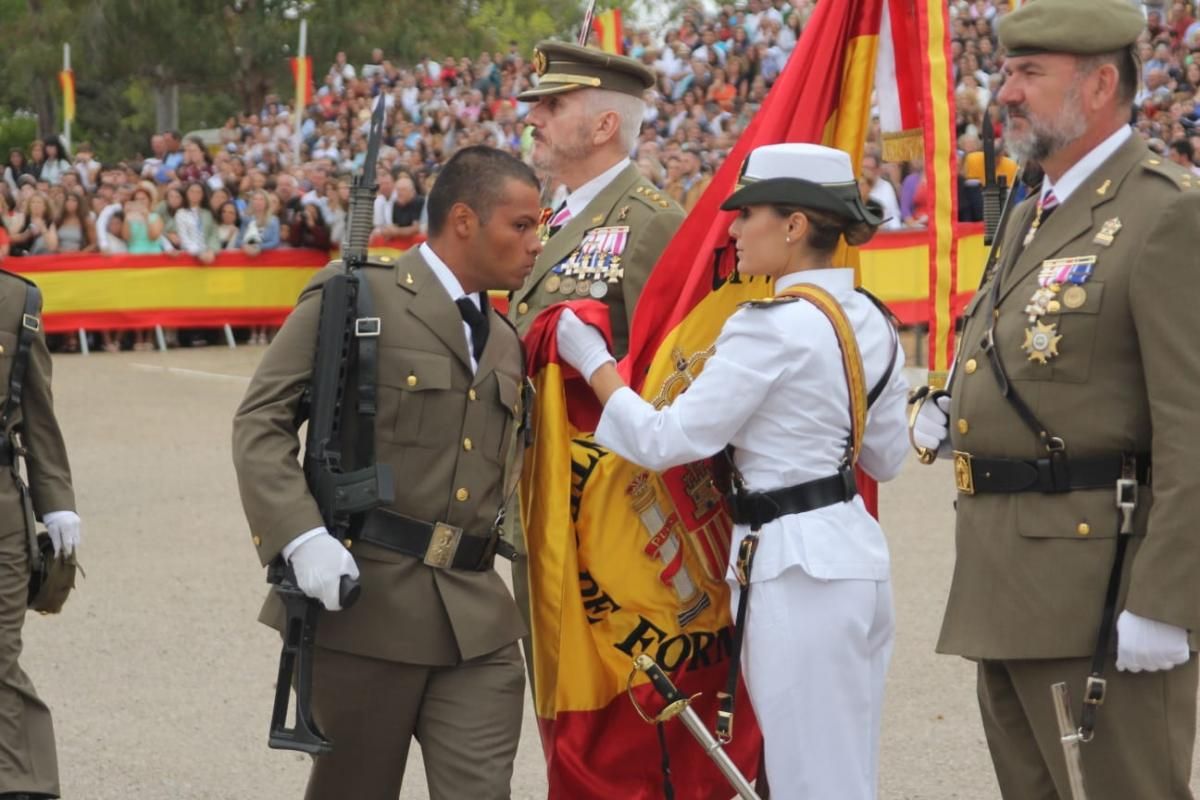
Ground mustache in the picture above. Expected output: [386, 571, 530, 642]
[1004, 104, 1030, 119]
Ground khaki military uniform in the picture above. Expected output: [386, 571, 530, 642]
[509, 162, 684, 358]
[938, 136, 1200, 798]
[0, 271, 74, 798]
[232, 248, 527, 800]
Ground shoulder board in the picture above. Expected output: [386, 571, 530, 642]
[0, 268, 38, 289]
[739, 295, 802, 310]
[630, 184, 676, 211]
[365, 254, 400, 268]
[1141, 156, 1199, 191]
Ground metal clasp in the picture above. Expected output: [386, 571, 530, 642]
[423, 522, 462, 569]
[21, 314, 40, 332]
[354, 317, 381, 337]
[953, 451, 975, 495]
[1083, 675, 1107, 707]
[1116, 478, 1137, 535]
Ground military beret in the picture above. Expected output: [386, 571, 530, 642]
[999, 0, 1144, 57]
[517, 42, 655, 101]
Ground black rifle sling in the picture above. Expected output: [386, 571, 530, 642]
[1, 284, 45, 569]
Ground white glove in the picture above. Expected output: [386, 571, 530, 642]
[286, 530, 360, 611]
[43, 510, 81, 557]
[556, 309, 615, 382]
[912, 394, 952, 455]
[1116, 610, 1191, 672]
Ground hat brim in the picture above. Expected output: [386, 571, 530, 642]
[720, 177, 883, 227]
[516, 83, 590, 101]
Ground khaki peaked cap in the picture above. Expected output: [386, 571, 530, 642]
[517, 41, 655, 100]
[999, 0, 1144, 57]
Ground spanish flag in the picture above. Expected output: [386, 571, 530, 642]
[520, 1, 927, 797]
[592, 9, 624, 55]
[58, 69, 75, 123]
[290, 56, 313, 110]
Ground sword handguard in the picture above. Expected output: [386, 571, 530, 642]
[628, 654, 697, 724]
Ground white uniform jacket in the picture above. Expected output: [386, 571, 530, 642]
[595, 268, 910, 584]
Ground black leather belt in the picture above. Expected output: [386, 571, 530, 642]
[953, 451, 1150, 495]
[358, 508, 498, 571]
[729, 465, 857, 528]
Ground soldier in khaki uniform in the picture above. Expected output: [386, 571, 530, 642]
[911, 2, 1200, 797]
[0, 271, 79, 800]
[232, 147, 543, 800]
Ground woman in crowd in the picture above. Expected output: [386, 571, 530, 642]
[287, 200, 331, 250]
[55, 192, 96, 253]
[239, 188, 281, 345]
[100, 210, 126, 254]
[554, 143, 908, 799]
[324, 179, 349, 246]
[3, 149, 35, 195]
[26, 139, 45, 180]
[38, 137, 72, 186]
[124, 185, 165, 255]
[177, 137, 215, 183]
[174, 181, 219, 263]
[215, 201, 242, 250]
[9, 192, 57, 255]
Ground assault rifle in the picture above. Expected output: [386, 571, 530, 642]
[267, 93, 394, 754]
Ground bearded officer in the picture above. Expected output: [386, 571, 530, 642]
[233, 146, 541, 799]
[911, 2, 1200, 797]
[0, 269, 79, 800]
[511, 41, 684, 356]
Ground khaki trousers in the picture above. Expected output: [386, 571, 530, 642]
[977, 656, 1197, 800]
[0, 525, 57, 797]
[304, 642, 524, 800]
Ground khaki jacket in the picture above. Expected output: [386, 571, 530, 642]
[0, 271, 73, 524]
[938, 136, 1200, 659]
[232, 249, 527, 666]
[510, 163, 684, 357]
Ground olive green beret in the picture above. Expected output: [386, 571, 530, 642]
[999, 0, 1144, 57]
[517, 42, 655, 101]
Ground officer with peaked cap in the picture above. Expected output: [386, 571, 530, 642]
[556, 142, 909, 798]
[911, 0, 1200, 796]
[507, 41, 685, 696]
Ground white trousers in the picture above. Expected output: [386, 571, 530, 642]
[732, 567, 895, 799]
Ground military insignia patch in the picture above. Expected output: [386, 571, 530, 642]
[532, 48, 548, 76]
[1093, 217, 1121, 247]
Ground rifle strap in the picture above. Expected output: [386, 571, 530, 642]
[354, 270, 379, 419]
[0, 284, 44, 569]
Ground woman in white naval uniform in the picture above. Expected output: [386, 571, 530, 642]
[555, 142, 910, 798]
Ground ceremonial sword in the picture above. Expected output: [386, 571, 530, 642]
[1051, 682, 1091, 800]
[629, 654, 762, 800]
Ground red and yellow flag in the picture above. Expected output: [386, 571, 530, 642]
[521, 1, 896, 797]
[592, 9, 624, 55]
[290, 56, 313, 109]
[58, 69, 76, 123]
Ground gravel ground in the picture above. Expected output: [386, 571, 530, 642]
[19, 348, 1200, 799]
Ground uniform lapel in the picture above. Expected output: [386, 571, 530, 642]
[998, 136, 1146, 305]
[516, 163, 642, 306]
[395, 248, 473, 372]
[473, 302, 505, 381]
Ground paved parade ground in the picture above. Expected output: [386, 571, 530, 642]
[21, 346, 1200, 799]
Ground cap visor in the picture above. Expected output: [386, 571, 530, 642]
[516, 83, 587, 101]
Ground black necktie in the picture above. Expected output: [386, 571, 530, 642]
[455, 293, 490, 362]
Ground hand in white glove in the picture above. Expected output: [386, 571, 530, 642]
[286, 530, 360, 611]
[912, 394, 952, 455]
[556, 309, 615, 382]
[43, 510, 81, 557]
[1116, 610, 1191, 672]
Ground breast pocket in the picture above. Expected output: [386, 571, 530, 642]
[377, 346, 453, 445]
[483, 372, 521, 463]
[1005, 281, 1104, 385]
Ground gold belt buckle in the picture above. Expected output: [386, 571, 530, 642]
[424, 522, 463, 569]
[953, 451, 975, 495]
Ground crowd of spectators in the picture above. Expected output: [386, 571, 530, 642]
[0, 0, 1192, 348]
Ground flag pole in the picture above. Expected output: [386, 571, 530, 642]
[293, 18, 307, 166]
[62, 43, 71, 152]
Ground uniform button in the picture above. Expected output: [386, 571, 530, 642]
[463, 437, 473, 451]
[455, 488, 469, 502]
[957, 418, 969, 434]
[343, 538, 353, 549]
[252, 535, 261, 547]
[407, 375, 418, 387]
[517, 302, 530, 315]
[1077, 523, 1091, 536]
[468, 389, 477, 401]
[964, 358, 977, 374]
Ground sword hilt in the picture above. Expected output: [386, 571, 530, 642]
[628, 654, 697, 724]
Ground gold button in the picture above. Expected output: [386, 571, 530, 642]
[517, 302, 529, 315]
[1077, 523, 1091, 536]
[957, 418, 969, 434]
[468, 389, 477, 401]
[1047, 300, 1061, 314]
[964, 358, 977, 374]
[343, 538, 353, 549]
[407, 374, 418, 387]
[252, 535, 261, 547]
[463, 437, 473, 451]
[455, 488, 469, 502]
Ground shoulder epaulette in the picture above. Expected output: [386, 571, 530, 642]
[0, 269, 38, 289]
[631, 184, 674, 210]
[365, 254, 399, 268]
[1141, 156, 1198, 191]
[739, 295, 802, 310]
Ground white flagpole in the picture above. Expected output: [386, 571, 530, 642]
[63, 43, 71, 152]
[293, 18, 307, 166]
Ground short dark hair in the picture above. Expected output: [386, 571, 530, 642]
[1171, 138, 1195, 161]
[426, 146, 539, 237]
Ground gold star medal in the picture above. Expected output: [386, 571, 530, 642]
[1022, 320, 1062, 364]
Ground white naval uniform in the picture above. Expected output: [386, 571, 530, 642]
[595, 267, 910, 799]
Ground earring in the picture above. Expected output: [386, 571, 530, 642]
[785, 236, 791, 243]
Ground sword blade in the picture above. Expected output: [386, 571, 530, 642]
[676, 706, 762, 800]
[1051, 682, 1090, 800]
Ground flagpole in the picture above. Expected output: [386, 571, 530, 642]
[293, 17, 307, 166]
[62, 43, 71, 152]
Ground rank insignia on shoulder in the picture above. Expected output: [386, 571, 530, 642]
[740, 295, 799, 309]
[1093, 217, 1121, 247]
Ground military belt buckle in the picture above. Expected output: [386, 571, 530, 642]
[355, 317, 381, 337]
[953, 451, 975, 495]
[21, 314, 40, 333]
[424, 522, 463, 569]
[1083, 676, 1107, 706]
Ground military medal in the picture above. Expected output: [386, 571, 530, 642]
[559, 276, 577, 295]
[589, 280, 609, 299]
[575, 278, 592, 296]
[545, 274, 561, 293]
[1093, 217, 1121, 247]
[1025, 256, 1096, 322]
[1023, 321, 1063, 364]
[1062, 285, 1086, 309]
